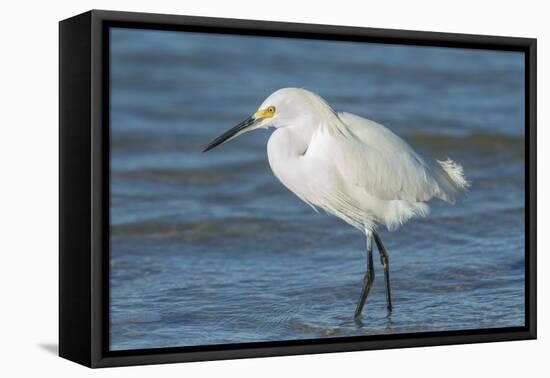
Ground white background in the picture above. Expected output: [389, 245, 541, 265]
[0, 0, 546, 376]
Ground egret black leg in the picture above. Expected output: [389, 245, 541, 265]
[373, 232, 392, 313]
[354, 234, 375, 319]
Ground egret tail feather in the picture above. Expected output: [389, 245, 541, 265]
[436, 158, 470, 202]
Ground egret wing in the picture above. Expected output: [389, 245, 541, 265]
[307, 112, 444, 203]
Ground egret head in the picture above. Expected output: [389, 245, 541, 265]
[202, 88, 315, 152]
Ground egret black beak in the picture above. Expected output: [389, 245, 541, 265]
[203, 115, 257, 152]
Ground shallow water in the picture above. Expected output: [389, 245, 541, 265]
[109, 28, 525, 351]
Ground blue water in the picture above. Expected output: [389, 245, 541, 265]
[109, 28, 526, 351]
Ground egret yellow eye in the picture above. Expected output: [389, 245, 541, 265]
[254, 106, 276, 119]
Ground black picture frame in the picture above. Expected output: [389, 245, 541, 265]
[59, 9, 537, 368]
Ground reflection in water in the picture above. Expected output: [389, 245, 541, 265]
[385, 315, 394, 332]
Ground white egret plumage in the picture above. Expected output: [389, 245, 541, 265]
[204, 88, 469, 318]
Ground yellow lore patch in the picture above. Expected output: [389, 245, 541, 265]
[254, 106, 276, 119]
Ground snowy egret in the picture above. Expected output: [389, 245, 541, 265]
[203, 88, 469, 319]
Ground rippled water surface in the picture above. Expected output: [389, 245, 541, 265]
[109, 28, 526, 351]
